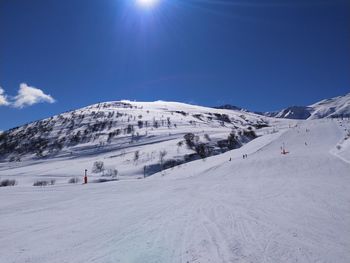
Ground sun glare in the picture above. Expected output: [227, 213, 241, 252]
[137, 0, 159, 8]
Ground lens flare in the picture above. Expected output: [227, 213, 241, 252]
[137, 0, 159, 8]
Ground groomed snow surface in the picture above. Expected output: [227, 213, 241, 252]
[1, 119, 350, 263]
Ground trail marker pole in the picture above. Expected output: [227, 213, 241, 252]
[84, 169, 88, 184]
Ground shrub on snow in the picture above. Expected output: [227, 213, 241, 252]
[103, 169, 118, 178]
[33, 180, 55, 187]
[0, 179, 17, 187]
[92, 161, 105, 173]
[68, 177, 80, 184]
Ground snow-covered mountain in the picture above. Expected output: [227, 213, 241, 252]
[1, 112, 349, 263]
[2, 93, 348, 181]
[308, 93, 350, 119]
[1, 99, 350, 263]
[265, 93, 350, 120]
[0, 100, 271, 181]
[215, 93, 350, 120]
[264, 106, 313, 119]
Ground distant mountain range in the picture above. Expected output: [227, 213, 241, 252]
[216, 93, 350, 120]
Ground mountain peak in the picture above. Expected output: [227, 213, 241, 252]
[263, 92, 350, 120]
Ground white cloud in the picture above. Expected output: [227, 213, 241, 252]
[12, 83, 55, 108]
[0, 87, 10, 106]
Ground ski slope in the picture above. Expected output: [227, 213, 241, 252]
[0, 119, 349, 263]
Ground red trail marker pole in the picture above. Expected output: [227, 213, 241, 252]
[84, 169, 88, 184]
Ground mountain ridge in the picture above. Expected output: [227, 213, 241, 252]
[0, 100, 270, 179]
[216, 92, 350, 120]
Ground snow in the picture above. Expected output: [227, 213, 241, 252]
[331, 120, 350, 164]
[1, 118, 349, 263]
[309, 93, 350, 119]
[0, 100, 271, 184]
[264, 93, 350, 120]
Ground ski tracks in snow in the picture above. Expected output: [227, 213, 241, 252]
[1, 120, 350, 263]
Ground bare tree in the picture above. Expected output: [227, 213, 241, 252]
[92, 161, 105, 173]
[134, 150, 140, 163]
[159, 150, 167, 169]
[204, 134, 211, 141]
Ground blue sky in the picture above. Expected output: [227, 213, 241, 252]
[0, 0, 349, 130]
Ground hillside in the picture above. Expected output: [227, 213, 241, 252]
[0, 118, 349, 263]
[264, 106, 313, 119]
[264, 93, 350, 120]
[309, 93, 350, 119]
[0, 100, 272, 183]
[1, 100, 349, 263]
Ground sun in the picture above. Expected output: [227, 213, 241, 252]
[136, 0, 159, 8]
